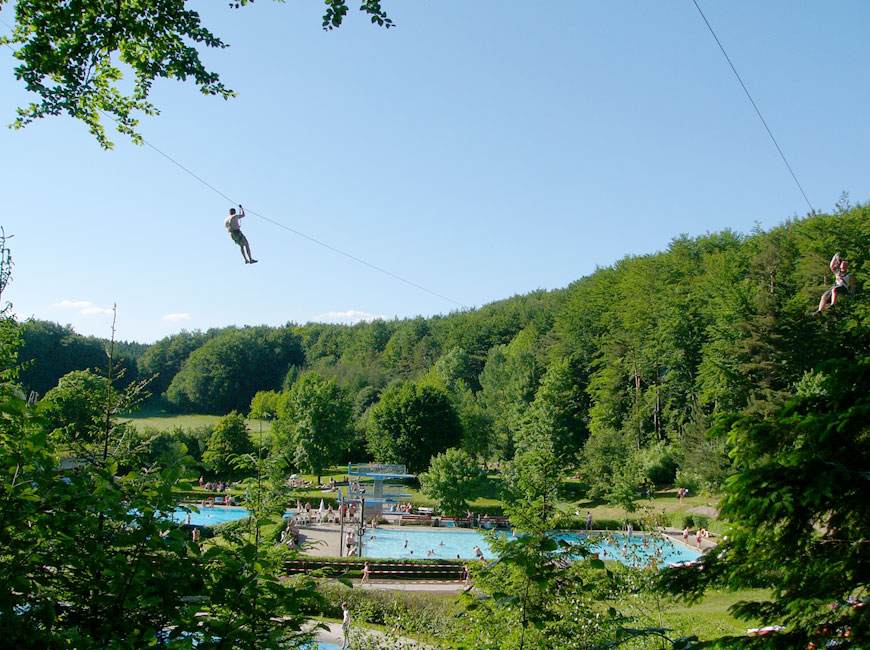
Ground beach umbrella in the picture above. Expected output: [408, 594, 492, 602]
[318, 499, 325, 512]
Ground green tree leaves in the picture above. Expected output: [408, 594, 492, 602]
[272, 371, 353, 482]
[2, 1, 394, 147]
[366, 381, 461, 473]
[166, 326, 303, 414]
[4, 0, 233, 148]
[662, 357, 870, 648]
[203, 410, 254, 474]
[419, 447, 482, 517]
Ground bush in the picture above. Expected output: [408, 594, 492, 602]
[553, 515, 659, 532]
[311, 582, 460, 636]
[681, 513, 710, 529]
[212, 517, 254, 537]
[674, 468, 704, 495]
[635, 442, 678, 485]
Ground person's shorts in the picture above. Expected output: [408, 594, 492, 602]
[230, 229, 248, 247]
[823, 283, 848, 300]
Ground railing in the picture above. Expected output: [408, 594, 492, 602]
[348, 463, 409, 476]
[346, 483, 410, 499]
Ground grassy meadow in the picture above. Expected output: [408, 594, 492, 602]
[122, 405, 272, 437]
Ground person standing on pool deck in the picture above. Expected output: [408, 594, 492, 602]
[341, 602, 351, 649]
[224, 204, 257, 264]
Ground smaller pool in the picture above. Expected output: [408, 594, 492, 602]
[172, 506, 251, 527]
[172, 506, 300, 527]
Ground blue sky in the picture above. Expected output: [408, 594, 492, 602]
[2, 1, 869, 343]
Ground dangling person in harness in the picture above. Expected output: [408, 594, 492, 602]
[815, 253, 854, 314]
[225, 204, 257, 264]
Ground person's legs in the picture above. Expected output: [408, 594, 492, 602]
[818, 287, 834, 313]
[232, 230, 251, 263]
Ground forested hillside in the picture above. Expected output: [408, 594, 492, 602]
[20, 206, 870, 494]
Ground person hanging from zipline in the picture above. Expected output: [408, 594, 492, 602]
[224, 204, 257, 264]
[815, 252, 855, 315]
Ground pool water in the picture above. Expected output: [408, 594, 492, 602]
[362, 528, 701, 566]
[556, 531, 702, 566]
[360, 527, 499, 560]
[172, 506, 252, 527]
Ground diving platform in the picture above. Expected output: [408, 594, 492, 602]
[339, 463, 413, 509]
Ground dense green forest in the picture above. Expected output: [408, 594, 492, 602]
[5, 205, 870, 649]
[18, 205, 870, 497]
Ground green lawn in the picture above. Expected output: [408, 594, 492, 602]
[658, 588, 770, 640]
[121, 406, 272, 437]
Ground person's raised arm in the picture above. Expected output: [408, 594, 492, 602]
[238, 204, 246, 219]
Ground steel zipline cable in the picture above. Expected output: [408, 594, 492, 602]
[690, 0, 815, 214]
[143, 138, 467, 309]
[2, 16, 466, 309]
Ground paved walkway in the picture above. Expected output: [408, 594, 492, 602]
[660, 527, 718, 552]
[311, 620, 431, 648]
[297, 523, 344, 556]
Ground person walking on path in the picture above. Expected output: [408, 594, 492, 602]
[586, 511, 592, 532]
[361, 561, 371, 585]
[224, 204, 257, 264]
[341, 602, 351, 650]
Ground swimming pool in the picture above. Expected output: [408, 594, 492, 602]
[361, 528, 701, 566]
[360, 527, 499, 560]
[556, 531, 702, 566]
[172, 506, 252, 527]
[172, 506, 299, 527]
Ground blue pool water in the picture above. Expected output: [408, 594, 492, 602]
[172, 506, 298, 527]
[555, 531, 702, 566]
[360, 527, 499, 560]
[172, 506, 252, 527]
[361, 528, 700, 566]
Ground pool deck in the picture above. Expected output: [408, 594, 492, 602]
[660, 526, 718, 552]
[297, 522, 344, 557]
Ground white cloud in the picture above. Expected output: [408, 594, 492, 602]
[162, 313, 191, 322]
[317, 309, 388, 325]
[53, 299, 114, 315]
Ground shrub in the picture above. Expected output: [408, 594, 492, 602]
[674, 467, 704, 494]
[681, 513, 710, 529]
[635, 442, 678, 485]
[312, 582, 460, 636]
